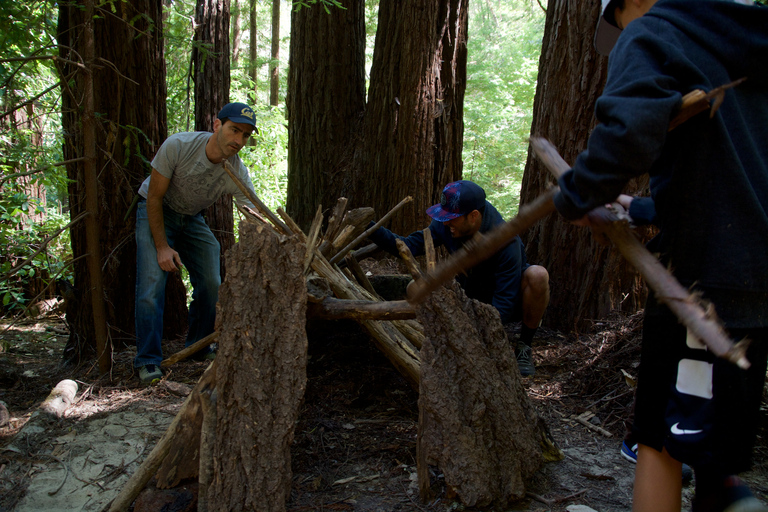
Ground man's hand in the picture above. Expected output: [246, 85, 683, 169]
[569, 199, 631, 229]
[156, 246, 183, 272]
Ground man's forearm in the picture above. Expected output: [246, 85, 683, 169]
[146, 196, 169, 250]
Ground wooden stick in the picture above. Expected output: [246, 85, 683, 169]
[669, 78, 746, 131]
[307, 297, 416, 320]
[198, 387, 217, 512]
[396, 239, 423, 280]
[406, 188, 558, 304]
[161, 331, 220, 367]
[329, 196, 413, 265]
[223, 161, 290, 234]
[108, 363, 216, 512]
[531, 137, 749, 369]
[423, 228, 436, 272]
[345, 253, 379, 297]
[305, 205, 324, 274]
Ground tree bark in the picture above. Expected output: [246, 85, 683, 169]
[287, 0, 468, 234]
[231, 0, 242, 65]
[194, 0, 234, 280]
[417, 281, 549, 508]
[207, 222, 308, 511]
[269, 0, 280, 106]
[286, 0, 366, 231]
[58, 0, 168, 363]
[249, 0, 258, 92]
[356, 0, 468, 235]
[519, 0, 652, 332]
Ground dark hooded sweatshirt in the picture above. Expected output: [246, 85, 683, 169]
[368, 202, 528, 324]
[554, 0, 768, 327]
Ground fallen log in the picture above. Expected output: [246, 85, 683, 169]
[307, 297, 416, 321]
[39, 379, 78, 418]
[4, 380, 79, 453]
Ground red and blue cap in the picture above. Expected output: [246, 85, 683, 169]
[426, 180, 486, 222]
[217, 102, 256, 127]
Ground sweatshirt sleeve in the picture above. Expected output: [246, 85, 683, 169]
[554, 22, 685, 220]
[628, 196, 657, 226]
[367, 220, 447, 258]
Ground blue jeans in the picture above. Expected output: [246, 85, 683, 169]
[134, 200, 221, 367]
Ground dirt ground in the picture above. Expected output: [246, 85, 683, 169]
[1, 305, 766, 512]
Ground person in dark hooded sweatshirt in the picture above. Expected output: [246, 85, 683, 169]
[367, 180, 550, 377]
[554, 0, 768, 511]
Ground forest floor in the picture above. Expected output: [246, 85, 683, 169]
[0, 298, 766, 512]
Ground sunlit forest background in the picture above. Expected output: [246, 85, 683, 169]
[0, 0, 545, 315]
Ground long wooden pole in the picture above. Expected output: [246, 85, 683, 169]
[529, 138, 750, 369]
[82, 0, 111, 374]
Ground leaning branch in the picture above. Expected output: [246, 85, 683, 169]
[328, 196, 413, 265]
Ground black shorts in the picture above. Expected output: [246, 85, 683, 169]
[632, 295, 768, 474]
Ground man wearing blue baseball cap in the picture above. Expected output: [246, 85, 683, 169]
[133, 102, 261, 385]
[553, 1, 768, 511]
[368, 180, 550, 377]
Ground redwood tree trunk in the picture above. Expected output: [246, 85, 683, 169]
[58, 0, 169, 363]
[193, 0, 234, 280]
[285, 0, 367, 231]
[286, 0, 467, 234]
[357, 0, 468, 235]
[520, 1, 651, 332]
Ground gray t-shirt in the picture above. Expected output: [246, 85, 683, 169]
[138, 131, 258, 215]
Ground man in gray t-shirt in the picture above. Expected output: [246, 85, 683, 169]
[134, 102, 259, 385]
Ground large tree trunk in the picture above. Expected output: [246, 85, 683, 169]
[207, 222, 308, 511]
[417, 281, 548, 507]
[58, 0, 169, 363]
[519, 1, 651, 332]
[356, 0, 468, 235]
[287, 0, 467, 234]
[285, 0, 367, 230]
[193, 0, 234, 280]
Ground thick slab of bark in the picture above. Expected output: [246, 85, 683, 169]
[206, 222, 308, 512]
[417, 282, 544, 508]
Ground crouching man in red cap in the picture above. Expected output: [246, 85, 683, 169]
[368, 180, 550, 377]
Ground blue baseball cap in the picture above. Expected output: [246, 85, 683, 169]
[426, 180, 486, 222]
[217, 102, 256, 127]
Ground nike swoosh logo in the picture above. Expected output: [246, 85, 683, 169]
[670, 422, 703, 435]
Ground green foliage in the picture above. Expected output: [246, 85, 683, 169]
[292, 0, 346, 13]
[165, 0, 197, 134]
[463, 0, 546, 220]
[236, 106, 288, 212]
[1, 0, 73, 315]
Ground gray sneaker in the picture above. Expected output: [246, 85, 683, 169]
[139, 364, 162, 385]
[516, 344, 536, 377]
